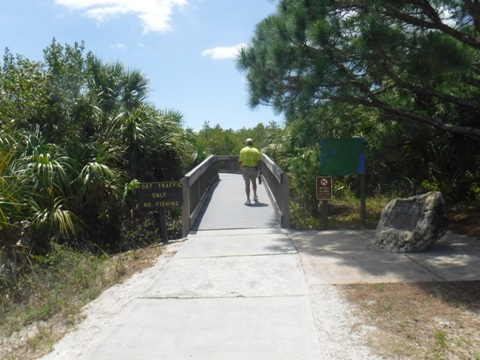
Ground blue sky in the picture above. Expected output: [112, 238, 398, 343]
[0, 0, 282, 131]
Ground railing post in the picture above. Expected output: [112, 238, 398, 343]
[360, 174, 366, 227]
[181, 177, 190, 237]
[281, 172, 290, 228]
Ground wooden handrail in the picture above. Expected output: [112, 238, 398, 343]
[182, 155, 219, 236]
[261, 154, 290, 228]
[181, 154, 289, 236]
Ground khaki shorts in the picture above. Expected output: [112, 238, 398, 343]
[242, 166, 257, 181]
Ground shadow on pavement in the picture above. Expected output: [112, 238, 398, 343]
[288, 229, 480, 284]
[246, 201, 269, 207]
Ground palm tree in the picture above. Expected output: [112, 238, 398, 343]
[1, 41, 196, 255]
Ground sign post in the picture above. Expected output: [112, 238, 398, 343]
[137, 181, 183, 242]
[319, 138, 367, 227]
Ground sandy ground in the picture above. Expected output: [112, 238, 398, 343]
[38, 239, 380, 360]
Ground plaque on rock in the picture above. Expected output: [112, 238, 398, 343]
[373, 191, 448, 253]
[384, 200, 426, 232]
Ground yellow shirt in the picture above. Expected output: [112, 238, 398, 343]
[239, 145, 261, 167]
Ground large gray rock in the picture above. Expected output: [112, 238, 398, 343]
[373, 191, 448, 252]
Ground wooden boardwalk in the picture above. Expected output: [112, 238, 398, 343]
[191, 173, 280, 232]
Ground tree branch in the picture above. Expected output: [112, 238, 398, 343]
[332, 92, 480, 142]
[387, 3, 480, 49]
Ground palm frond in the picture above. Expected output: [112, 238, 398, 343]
[32, 197, 82, 240]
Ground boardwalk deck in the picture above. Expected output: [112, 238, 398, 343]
[192, 173, 280, 231]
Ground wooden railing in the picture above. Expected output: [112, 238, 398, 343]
[260, 154, 290, 229]
[181, 155, 218, 236]
[181, 154, 290, 236]
[216, 155, 240, 173]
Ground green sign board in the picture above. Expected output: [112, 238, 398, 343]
[320, 138, 366, 176]
[138, 181, 183, 209]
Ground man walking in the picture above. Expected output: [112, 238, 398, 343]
[239, 138, 262, 205]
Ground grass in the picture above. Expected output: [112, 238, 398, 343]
[340, 281, 480, 359]
[0, 244, 164, 360]
[290, 191, 390, 230]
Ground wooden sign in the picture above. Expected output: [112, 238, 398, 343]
[138, 181, 183, 209]
[316, 176, 332, 200]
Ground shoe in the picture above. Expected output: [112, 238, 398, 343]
[254, 195, 258, 201]
[245, 199, 251, 205]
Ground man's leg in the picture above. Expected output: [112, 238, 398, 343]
[244, 179, 251, 204]
[252, 178, 258, 201]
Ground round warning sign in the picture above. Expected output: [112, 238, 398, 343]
[316, 176, 332, 200]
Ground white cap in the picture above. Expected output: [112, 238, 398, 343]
[245, 138, 253, 144]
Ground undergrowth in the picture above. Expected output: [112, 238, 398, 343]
[0, 243, 164, 359]
[290, 190, 390, 230]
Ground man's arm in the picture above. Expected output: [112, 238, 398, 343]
[256, 160, 261, 173]
[256, 151, 262, 173]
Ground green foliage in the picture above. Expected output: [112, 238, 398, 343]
[0, 50, 48, 132]
[237, 0, 480, 141]
[434, 329, 448, 351]
[195, 120, 283, 156]
[288, 146, 322, 216]
[0, 40, 194, 259]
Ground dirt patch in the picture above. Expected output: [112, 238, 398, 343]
[449, 208, 480, 238]
[341, 282, 480, 359]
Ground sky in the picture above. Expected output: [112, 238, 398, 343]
[0, 0, 283, 132]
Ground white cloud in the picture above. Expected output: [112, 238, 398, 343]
[138, 42, 151, 51]
[201, 43, 247, 60]
[55, 0, 187, 33]
[110, 43, 126, 50]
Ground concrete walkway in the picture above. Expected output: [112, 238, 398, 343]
[81, 174, 322, 359]
[76, 174, 480, 359]
[290, 229, 480, 284]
